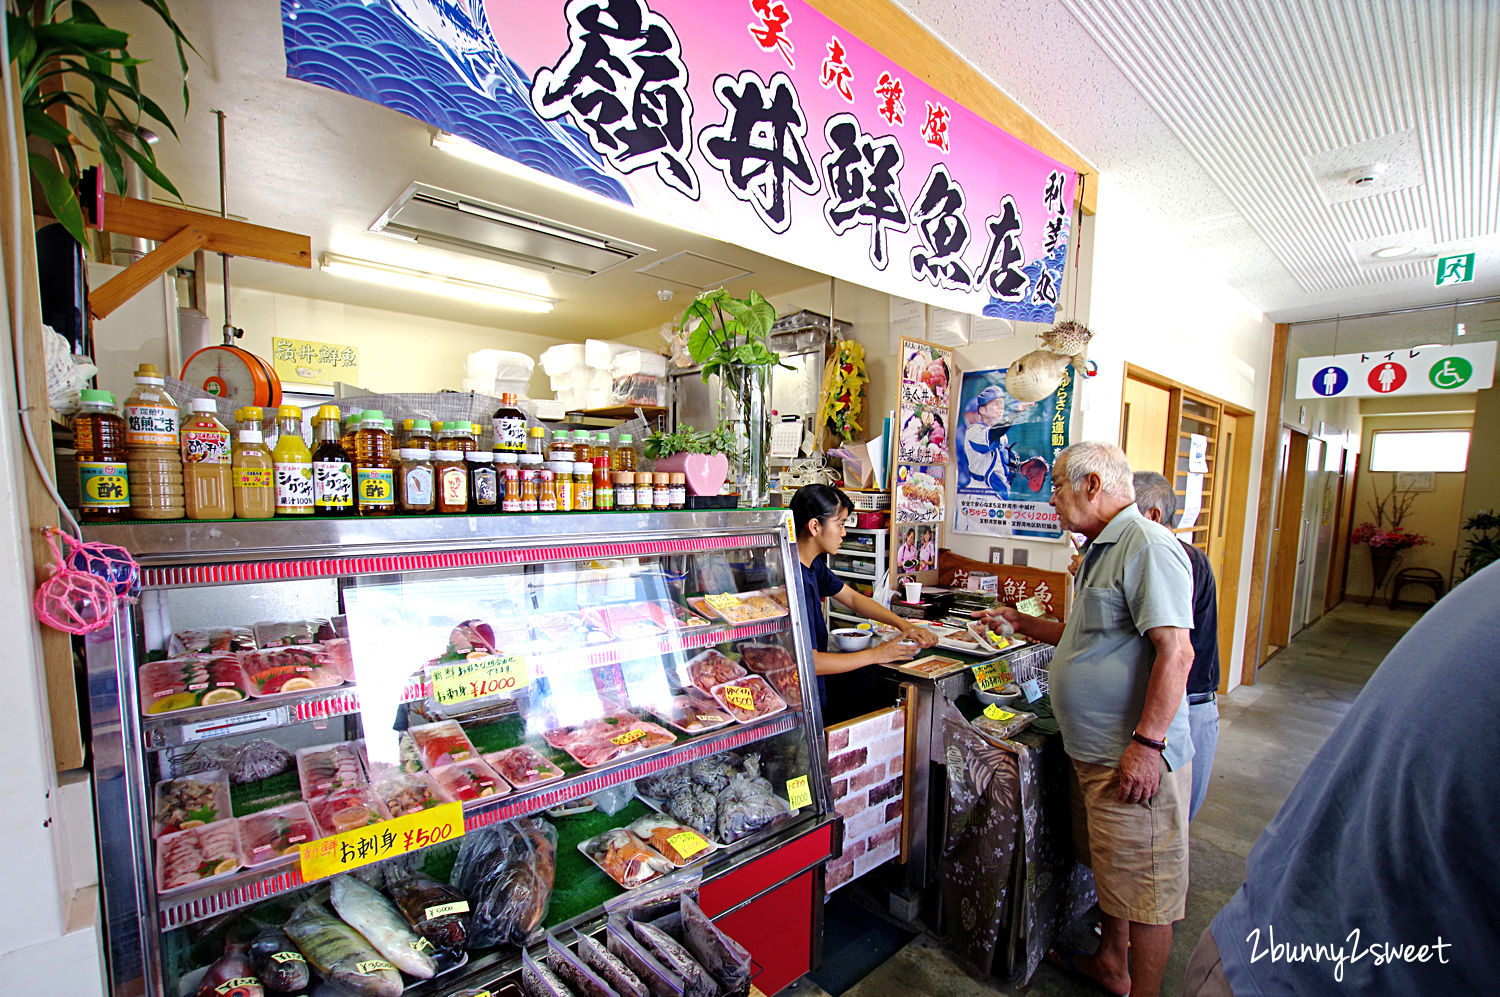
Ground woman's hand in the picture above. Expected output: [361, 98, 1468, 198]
[900, 624, 940, 648]
[870, 637, 920, 664]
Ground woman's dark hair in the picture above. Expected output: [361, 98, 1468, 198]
[790, 484, 855, 537]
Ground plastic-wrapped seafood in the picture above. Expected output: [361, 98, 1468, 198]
[632, 919, 719, 997]
[685, 650, 744, 697]
[679, 896, 752, 997]
[371, 771, 449, 818]
[174, 739, 292, 785]
[307, 789, 389, 838]
[169, 626, 256, 657]
[716, 773, 785, 843]
[628, 815, 714, 867]
[548, 934, 616, 997]
[576, 928, 648, 997]
[580, 828, 674, 889]
[296, 743, 366, 797]
[635, 769, 691, 800]
[330, 874, 437, 978]
[195, 938, 263, 997]
[522, 947, 576, 997]
[153, 770, 231, 836]
[157, 820, 242, 892]
[485, 745, 565, 788]
[383, 860, 471, 954]
[284, 897, 403, 997]
[689, 756, 737, 793]
[248, 926, 310, 993]
[663, 784, 717, 839]
[408, 720, 478, 767]
[451, 818, 556, 949]
[607, 916, 684, 997]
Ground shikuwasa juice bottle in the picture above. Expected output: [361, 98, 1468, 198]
[354, 410, 395, 517]
[272, 405, 314, 516]
[311, 405, 353, 516]
[74, 389, 130, 522]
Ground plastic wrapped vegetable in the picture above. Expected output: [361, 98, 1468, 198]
[631, 919, 719, 997]
[329, 874, 437, 978]
[284, 897, 402, 997]
[451, 817, 556, 949]
[248, 926, 310, 993]
[576, 929, 648, 997]
[679, 896, 751, 997]
[972, 706, 1037, 742]
[382, 859, 471, 954]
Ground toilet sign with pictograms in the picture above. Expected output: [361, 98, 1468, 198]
[1434, 253, 1475, 287]
[1295, 341, 1495, 399]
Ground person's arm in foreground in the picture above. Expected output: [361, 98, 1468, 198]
[1113, 624, 1193, 803]
[976, 604, 1066, 647]
[812, 637, 919, 675]
[832, 586, 939, 647]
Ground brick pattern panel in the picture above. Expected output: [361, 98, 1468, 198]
[825, 707, 905, 894]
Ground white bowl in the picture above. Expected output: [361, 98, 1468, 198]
[831, 627, 872, 651]
[975, 682, 1022, 706]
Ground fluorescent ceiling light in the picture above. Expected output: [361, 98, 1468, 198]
[320, 253, 557, 313]
[1371, 245, 1416, 259]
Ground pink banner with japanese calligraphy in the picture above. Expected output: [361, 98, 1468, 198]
[282, 0, 1078, 320]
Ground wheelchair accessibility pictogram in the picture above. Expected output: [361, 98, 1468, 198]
[1428, 357, 1473, 390]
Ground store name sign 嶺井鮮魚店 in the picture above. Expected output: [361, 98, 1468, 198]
[1294, 341, 1496, 400]
[281, 0, 1077, 322]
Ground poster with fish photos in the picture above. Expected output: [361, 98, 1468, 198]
[953, 364, 1073, 540]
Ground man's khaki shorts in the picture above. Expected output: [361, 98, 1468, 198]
[1069, 755, 1190, 925]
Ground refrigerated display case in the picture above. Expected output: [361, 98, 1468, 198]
[83, 510, 839, 997]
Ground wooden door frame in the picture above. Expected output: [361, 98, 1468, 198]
[1324, 444, 1359, 613]
[1268, 427, 1310, 647]
[1241, 323, 1290, 686]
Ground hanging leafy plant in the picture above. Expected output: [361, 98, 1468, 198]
[8, 0, 195, 244]
[680, 288, 792, 383]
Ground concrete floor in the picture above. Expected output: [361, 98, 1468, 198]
[790, 600, 1423, 997]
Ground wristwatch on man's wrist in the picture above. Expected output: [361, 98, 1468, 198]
[1131, 729, 1167, 752]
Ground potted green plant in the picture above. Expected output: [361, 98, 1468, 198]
[1459, 510, 1500, 579]
[680, 288, 792, 507]
[644, 422, 737, 497]
[10, 0, 195, 244]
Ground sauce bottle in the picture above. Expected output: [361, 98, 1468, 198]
[74, 389, 131, 522]
[593, 453, 614, 510]
[526, 425, 546, 458]
[444, 421, 476, 454]
[613, 433, 637, 473]
[548, 431, 574, 465]
[467, 451, 497, 511]
[572, 461, 594, 511]
[231, 428, 275, 519]
[471, 423, 485, 451]
[548, 459, 572, 511]
[340, 413, 361, 455]
[571, 429, 592, 465]
[396, 449, 434, 514]
[122, 363, 183, 520]
[354, 410, 395, 517]
[537, 463, 557, 512]
[311, 405, 354, 516]
[491, 392, 527, 455]
[434, 450, 468, 514]
[181, 399, 234, 520]
[272, 405, 314, 516]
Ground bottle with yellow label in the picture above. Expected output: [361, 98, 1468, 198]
[272, 405, 314, 516]
[122, 363, 183, 520]
[354, 410, 395, 517]
[74, 389, 131, 522]
[231, 429, 275, 519]
[311, 405, 353, 516]
[182, 399, 234, 520]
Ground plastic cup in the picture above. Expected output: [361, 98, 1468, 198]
[904, 581, 922, 603]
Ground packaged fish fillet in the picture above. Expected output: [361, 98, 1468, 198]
[329, 874, 438, 978]
[548, 933, 619, 997]
[626, 815, 715, 868]
[606, 916, 684, 997]
[523, 946, 577, 997]
[579, 828, 675, 890]
[284, 896, 402, 997]
[248, 926, 311, 993]
[408, 720, 479, 767]
[575, 928, 648, 997]
[169, 626, 256, 657]
[484, 745, 565, 788]
[195, 938, 264, 997]
[153, 769, 232, 837]
[307, 789, 389, 838]
[678, 897, 751, 997]
[431, 758, 508, 802]
[451, 818, 556, 949]
[382, 860, 471, 954]
[156, 819, 243, 893]
[296, 743, 367, 798]
[631, 919, 719, 997]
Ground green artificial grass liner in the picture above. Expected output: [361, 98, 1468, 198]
[230, 769, 301, 816]
[545, 798, 658, 924]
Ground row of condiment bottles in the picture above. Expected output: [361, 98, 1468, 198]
[388, 447, 687, 515]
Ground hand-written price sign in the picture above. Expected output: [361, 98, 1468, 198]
[300, 801, 464, 881]
[430, 653, 529, 707]
[724, 685, 755, 711]
[785, 775, 812, 810]
[971, 659, 1014, 692]
[667, 830, 711, 859]
[983, 704, 1017, 722]
[610, 728, 647, 746]
[1014, 595, 1047, 617]
[704, 592, 742, 615]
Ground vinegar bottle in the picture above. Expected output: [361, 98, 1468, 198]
[231, 429, 275, 520]
[354, 410, 395, 517]
[74, 389, 131, 522]
[272, 405, 314, 516]
[122, 363, 183, 520]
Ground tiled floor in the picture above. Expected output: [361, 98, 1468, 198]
[791, 601, 1423, 997]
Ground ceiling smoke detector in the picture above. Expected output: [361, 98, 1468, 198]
[1346, 163, 1389, 187]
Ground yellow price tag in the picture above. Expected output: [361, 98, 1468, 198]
[972, 660, 1014, 692]
[1015, 595, 1047, 617]
[429, 653, 529, 707]
[786, 774, 812, 809]
[609, 728, 646, 746]
[724, 685, 755, 711]
[704, 592, 742, 614]
[983, 704, 1016, 722]
[667, 830, 710, 859]
[299, 802, 464, 882]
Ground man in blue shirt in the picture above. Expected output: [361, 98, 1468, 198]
[981, 442, 1195, 997]
[1185, 559, 1500, 995]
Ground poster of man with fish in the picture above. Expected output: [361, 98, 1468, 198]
[953, 364, 1072, 540]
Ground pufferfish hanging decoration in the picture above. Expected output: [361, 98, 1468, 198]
[1003, 320, 1099, 403]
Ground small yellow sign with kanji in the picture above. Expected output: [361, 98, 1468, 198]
[271, 336, 359, 387]
[971, 659, 1014, 692]
[430, 653, 529, 707]
[786, 775, 812, 809]
[300, 802, 464, 881]
[704, 592, 742, 615]
[724, 685, 755, 711]
[667, 830, 711, 859]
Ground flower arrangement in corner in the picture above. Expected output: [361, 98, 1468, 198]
[1351, 475, 1429, 552]
[1350, 523, 1429, 551]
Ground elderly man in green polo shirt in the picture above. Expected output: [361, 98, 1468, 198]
[979, 440, 1195, 997]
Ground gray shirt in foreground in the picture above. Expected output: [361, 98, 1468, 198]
[1050, 502, 1195, 771]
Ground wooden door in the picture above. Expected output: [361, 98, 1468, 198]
[1267, 428, 1308, 649]
[1121, 377, 1172, 473]
[1214, 411, 1255, 685]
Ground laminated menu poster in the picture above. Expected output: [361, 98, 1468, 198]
[897, 339, 953, 465]
[953, 364, 1073, 540]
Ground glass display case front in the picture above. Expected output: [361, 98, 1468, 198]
[84, 511, 836, 997]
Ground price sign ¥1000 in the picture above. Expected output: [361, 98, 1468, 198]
[429, 653, 529, 706]
[300, 802, 463, 881]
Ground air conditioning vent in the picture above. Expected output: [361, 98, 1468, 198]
[371, 183, 651, 278]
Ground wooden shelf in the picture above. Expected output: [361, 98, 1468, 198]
[571, 405, 667, 421]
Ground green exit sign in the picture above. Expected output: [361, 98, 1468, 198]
[1435, 253, 1476, 287]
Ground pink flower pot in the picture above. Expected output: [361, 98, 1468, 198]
[652, 452, 729, 496]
